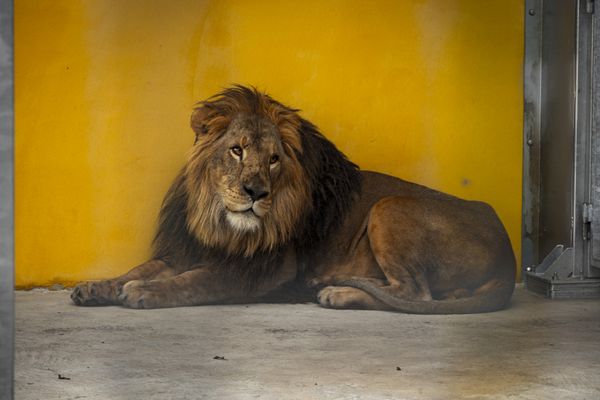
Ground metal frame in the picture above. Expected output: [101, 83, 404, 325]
[0, 0, 14, 397]
[523, 0, 600, 298]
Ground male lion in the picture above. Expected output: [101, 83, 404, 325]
[72, 85, 516, 313]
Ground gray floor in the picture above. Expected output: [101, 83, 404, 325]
[14, 286, 600, 400]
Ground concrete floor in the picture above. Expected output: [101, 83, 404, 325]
[14, 286, 600, 400]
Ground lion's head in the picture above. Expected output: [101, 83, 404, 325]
[154, 85, 361, 263]
[184, 86, 311, 256]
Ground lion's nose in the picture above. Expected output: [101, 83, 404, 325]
[244, 185, 269, 201]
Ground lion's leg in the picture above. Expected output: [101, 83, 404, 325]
[117, 267, 255, 309]
[365, 197, 433, 301]
[318, 197, 432, 310]
[71, 259, 175, 306]
[312, 222, 389, 309]
[119, 251, 298, 309]
[316, 198, 433, 310]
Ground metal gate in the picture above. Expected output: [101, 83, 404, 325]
[523, 0, 600, 298]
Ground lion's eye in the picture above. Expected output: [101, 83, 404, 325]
[230, 146, 243, 159]
[269, 154, 279, 165]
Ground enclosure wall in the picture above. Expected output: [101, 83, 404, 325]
[15, 0, 524, 287]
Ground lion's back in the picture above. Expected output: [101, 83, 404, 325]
[329, 170, 512, 256]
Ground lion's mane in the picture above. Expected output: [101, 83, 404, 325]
[152, 86, 361, 284]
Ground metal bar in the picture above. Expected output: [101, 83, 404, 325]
[575, 0, 599, 278]
[522, 0, 543, 274]
[588, 1, 600, 273]
[0, 0, 14, 398]
[573, 0, 592, 278]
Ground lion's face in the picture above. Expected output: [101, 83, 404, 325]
[183, 87, 311, 256]
[211, 115, 285, 231]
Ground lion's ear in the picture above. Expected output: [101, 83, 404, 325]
[190, 105, 211, 139]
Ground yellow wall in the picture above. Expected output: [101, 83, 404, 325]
[15, 0, 524, 287]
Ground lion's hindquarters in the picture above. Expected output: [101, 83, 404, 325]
[360, 196, 515, 313]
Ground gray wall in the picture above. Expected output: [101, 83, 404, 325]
[0, 0, 14, 398]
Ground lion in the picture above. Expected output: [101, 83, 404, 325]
[71, 85, 516, 313]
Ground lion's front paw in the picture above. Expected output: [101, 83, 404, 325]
[317, 286, 370, 309]
[118, 280, 164, 309]
[71, 280, 118, 306]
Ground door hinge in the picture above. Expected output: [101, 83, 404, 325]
[586, 0, 595, 14]
[583, 203, 593, 240]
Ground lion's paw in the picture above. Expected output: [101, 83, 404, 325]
[71, 280, 118, 306]
[118, 280, 163, 309]
[317, 286, 368, 309]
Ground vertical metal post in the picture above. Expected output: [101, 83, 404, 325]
[588, 2, 600, 274]
[522, 0, 543, 274]
[574, 0, 596, 278]
[0, 0, 14, 398]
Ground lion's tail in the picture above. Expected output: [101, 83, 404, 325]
[338, 278, 515, 314]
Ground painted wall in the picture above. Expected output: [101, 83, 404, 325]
[15, 0, 524, 287]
